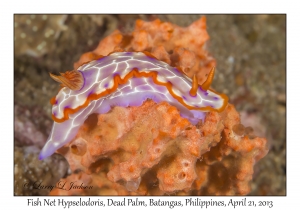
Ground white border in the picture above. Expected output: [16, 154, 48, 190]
[5, 0, 293, 209]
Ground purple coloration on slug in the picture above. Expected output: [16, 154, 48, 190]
[39, 52, 227, 160]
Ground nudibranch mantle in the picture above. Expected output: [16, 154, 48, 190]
[39, 52, 228, 160]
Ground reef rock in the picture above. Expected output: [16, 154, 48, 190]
[50, 17, 268, 195]
[51, 101, 267, 195]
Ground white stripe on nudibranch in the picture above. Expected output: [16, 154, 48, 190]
[39, 51, 228, 160]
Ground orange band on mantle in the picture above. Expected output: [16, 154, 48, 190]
[52, 69, 228, 123]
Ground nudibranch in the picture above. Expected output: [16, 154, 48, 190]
[39, 51, 228, 160]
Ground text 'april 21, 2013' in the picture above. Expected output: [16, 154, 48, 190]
[26, 197, 274, 209]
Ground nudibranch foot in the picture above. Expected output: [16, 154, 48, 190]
[39, 80, 207, 160]
[40, 52, 228, 160]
